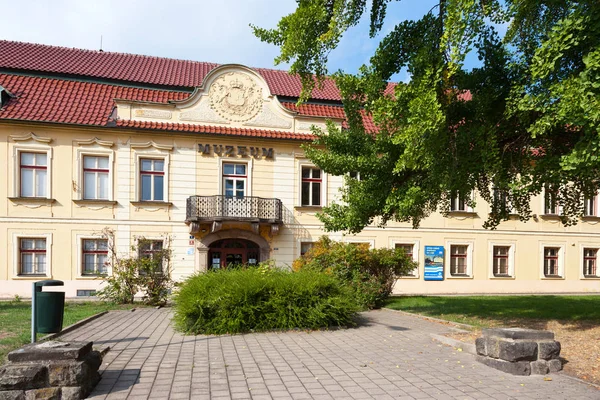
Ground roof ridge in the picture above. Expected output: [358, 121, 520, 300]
[0, 39, 222, 67]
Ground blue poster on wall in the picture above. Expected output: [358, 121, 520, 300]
[424, 246, 445, 281]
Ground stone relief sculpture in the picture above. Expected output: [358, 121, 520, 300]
[209, 72, 263, 122]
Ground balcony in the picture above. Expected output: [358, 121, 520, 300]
[186, 195, 283, 228]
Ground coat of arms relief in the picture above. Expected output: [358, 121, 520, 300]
[208, 72, 263, 122]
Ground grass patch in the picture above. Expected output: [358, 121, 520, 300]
[174, 268, 359, 334]
[0, 301, 137, 363]
[385, 295, 600, 327]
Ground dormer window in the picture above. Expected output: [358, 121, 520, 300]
[0, 85, 14, 109]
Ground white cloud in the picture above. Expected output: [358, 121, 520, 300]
[0, 0, 297, 69]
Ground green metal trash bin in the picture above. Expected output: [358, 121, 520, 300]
[33, 280, 65, 336]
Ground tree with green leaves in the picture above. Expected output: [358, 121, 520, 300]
[253, 0, 600, 232]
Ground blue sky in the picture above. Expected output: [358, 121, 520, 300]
[1, 0, 484, 83]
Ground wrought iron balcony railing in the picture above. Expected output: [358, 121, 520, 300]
[186, 195, 283, 224]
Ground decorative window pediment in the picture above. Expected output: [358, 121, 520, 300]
[130, 141, 173, 151]
[76, 137, 114, 148]
[10, 132, 52, 144]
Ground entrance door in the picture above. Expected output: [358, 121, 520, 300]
[208, 239, 260, 270]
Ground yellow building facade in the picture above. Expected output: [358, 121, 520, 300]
[0, 41, 599, 298]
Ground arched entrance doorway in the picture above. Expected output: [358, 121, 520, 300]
[195, 229, 271, 272]
[208, 239, 260, 269]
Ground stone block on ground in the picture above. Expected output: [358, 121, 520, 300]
[484, 336, 500, 358]
[538, 341, 561, 360]
[24, 388, 60, 400]
[548, 359, 563, 373]
[59, 387, 82, 400]
[483, 328, 554, 340]
[0, 391, 25, 400]
[498, 340, 538, 362]
[47, 361, 89, 387]
[475, 337, 486, 356]
[530, 360, 550, 375]
[0, 365, 47, 391]
[477, 355, 531, 376]
[8, 342, 92, 363]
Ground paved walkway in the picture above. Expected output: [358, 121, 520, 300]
[61, 308, 599, 400]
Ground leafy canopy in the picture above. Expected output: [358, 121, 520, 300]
[253, 0, 600, 232]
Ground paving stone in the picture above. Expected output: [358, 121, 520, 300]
[53, 308, 598, 400]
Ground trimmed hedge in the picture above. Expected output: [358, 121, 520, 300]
[173, 268, 359, 334]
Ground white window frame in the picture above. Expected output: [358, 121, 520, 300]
[76, 235, 109, 278]
[449, 191, 474, 212]
[445, 240, 474, 278]
[297, 160, 327, 207]
[134, 152, 170, 202]
[136, 236, 167, 274]
[76, 148, 114, 201]
[391, 239, 420, 278]
[12, 233, 52, 278]
[583, 192, 599, 217]
[539, 243, 565, 279]
[488, 242, 516, 279]
[13, 145, 53, 199]
[218, 158, 253, 197]
[297, 239, 316, 258]
[580, 244, 600, 279]
[542, 186, 561, 215]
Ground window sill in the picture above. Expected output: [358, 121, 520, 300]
[295, 206, 323, 211]
[13, 275, 50, 280]
[8, 197, 55, 205]
[542, 275, 564, 280]
[582, 276, 600, 279]
[491, 275, 515, 280]
[397, 275, 419, 279]
[447, 211, 478, 217]
[78, 275, 107, 279]
[73, 199, 117, 206]
[131, 201, 173, 207]
[581, 216, 600, 222]
[447, 274, 473, 279]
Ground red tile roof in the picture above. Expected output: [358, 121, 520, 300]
[0, 73, 324, 140]
[0, 41, 388, 138]
[0, 40, 397, 101]
[0, 73, 187, 126]
[116, 120, 314, 141]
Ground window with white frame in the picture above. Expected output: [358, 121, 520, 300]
[395, 243, 418, 276]
[19, 238, 47, 275]
[450, 244, 469, 276]
[544, 186, 559, 215]
[20, 152, 47, 197]
[492, 246, 511, 277]
[300, 242, 314, 257]
[222, 163, 247, 198]
[139, 240, 164, 273]
[140, 158, 165, 201]
[82, 239, 108, 275]
[583, 248, 599, 277]
[543, 247, 561, 277]
[301, 166, 322, 206]
[583, 195, 597, 217]
[492, 188, 512, 214]
[83, 156, 109, 200]
[450, 191, 472, 212]
[349, 171, 361, 181]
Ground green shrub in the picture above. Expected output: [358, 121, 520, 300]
[173, 267, 359, 335]
[97, 229, 174, 306]
[293, 237, 416, 309]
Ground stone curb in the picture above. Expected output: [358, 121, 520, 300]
[430, 333, 476, 354]
[382, 307, 474, 331]
[39, 311, 109, 342]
